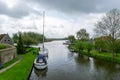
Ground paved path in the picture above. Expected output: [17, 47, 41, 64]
[0, 58, 22, 73]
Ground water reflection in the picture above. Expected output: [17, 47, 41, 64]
[94, 59, 120, 80]
[30, 41, 120, 80]
[75, 54, 90, 65]
[30, 67, 48, 80]
[34, 67, 48, 78]
[94, 59, 120, 72]
[67, 51, 74, 58]
[75, 54, 120, 80]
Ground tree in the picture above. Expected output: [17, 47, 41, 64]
[17, 32, 25, 54]
[94, 9, 120, 60]
[74, 41, 84, 53]
[114, 40, 120, 56]
[68, 35, 75, 43]
[22, 32, 44, 46]
[76, 28, 89, 41]
[25, 32, 44, 43]
[22, 33, 37, 47]
[85, 42, 93, 54]
[12, 33, 19, 43]
[12, 32, 44, 46]
[94, 36, 109, 53]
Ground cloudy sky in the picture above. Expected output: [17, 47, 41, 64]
[0, 0, 120, 38]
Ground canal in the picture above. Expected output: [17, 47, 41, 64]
[29, 40, 120, 80]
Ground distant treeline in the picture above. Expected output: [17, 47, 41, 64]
[12, 32, 46, 46]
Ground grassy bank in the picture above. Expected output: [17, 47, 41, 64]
[0, 47, 38, 80]
[69, 44, 120, 64]
[77, 49, 120, 64]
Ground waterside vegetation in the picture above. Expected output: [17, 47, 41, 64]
[68, 9, 120, 64]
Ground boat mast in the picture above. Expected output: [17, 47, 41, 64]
[42, 11, 45, 49]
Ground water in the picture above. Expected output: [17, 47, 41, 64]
[30, 40, 120, 80]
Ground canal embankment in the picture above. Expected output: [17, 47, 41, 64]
[0, 47, 38, 80]
[69, 44, 120, 64]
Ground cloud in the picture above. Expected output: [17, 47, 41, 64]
[1, 0, 120, 18]
[0, 8, 103, 38]
[0, 0, 120, 18]
[0, 1, 41, 18]
[26, 0, 120, 15]
[1, 0, 120, 38]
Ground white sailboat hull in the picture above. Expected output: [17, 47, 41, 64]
[34, 58, 48, 70]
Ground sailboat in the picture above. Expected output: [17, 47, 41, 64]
[34, 11, 48, 70]
[39, 11, 48, 58]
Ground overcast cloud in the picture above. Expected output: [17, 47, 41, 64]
[27, 0, 120, 13]
[0, 0, 120, 38]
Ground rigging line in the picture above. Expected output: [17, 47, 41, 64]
[42, 11, 45, 49]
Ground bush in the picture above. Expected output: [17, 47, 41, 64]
[84, 42, 93, 54]
[74, 41, 85, 52]
[0, 44, 7, 50]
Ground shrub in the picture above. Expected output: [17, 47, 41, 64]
[74, 41, 84, 52]
[0, 44, 7, 50]
[84, 42, 93, 54]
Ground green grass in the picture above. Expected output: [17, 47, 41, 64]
[80, 49, 120, 64]
[69, 44, 120, 63]
[0, 44, 7, 50]
[0, 47, 38, 80]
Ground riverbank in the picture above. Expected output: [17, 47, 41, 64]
[69, 45, 120, 64]
[0, 47, 38, 80]
[82, 50, 120, 63]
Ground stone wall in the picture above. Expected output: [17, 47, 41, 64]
[0, 45, 17, 65]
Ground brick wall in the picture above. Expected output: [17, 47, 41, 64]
[0, 45, 17, 64]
